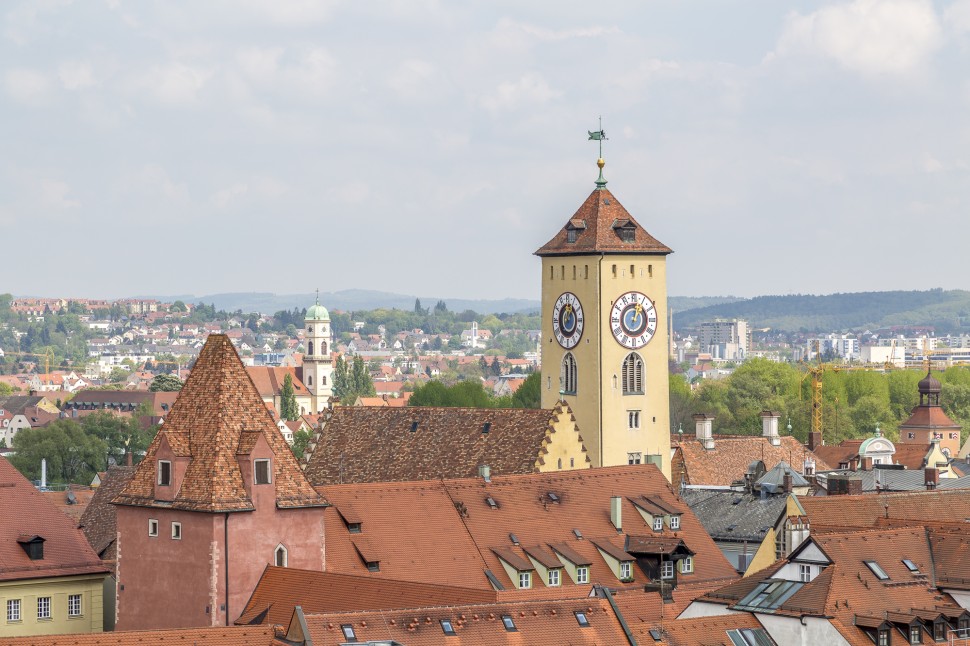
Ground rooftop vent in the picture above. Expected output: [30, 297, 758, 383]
[509, 533, 519, 546]
[410, 421, 418, 432]
[547, 492, 560, 503]
[573, 528, 583, 539]
[482, 422, 491, 434]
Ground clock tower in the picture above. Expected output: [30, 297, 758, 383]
[536, 149, 673, 478]
[303, 294, 334, 413]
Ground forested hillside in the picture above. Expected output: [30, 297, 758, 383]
[673, 289, 970, 333]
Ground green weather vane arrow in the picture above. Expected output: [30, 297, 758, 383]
[588, 116, 608, 189]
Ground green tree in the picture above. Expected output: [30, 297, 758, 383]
[149, 374, 184, 392]
[333, 355, 350, 400]
[170, 300, 187, 313]
[510, 373, 541, 408]
[80, 407, 159, 465]
[11, 420, 108, 485]
[290, 429, 313, 460]
[108, 367, 130, 383]
[350, 355, 376, 399]
[0, 382, 12, 397]
[280, 373, 300, 421]
[409, 380, 496, 407]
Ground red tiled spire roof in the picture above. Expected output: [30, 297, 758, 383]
[114, 334, 326, 512]
[534, 188, 672, 256]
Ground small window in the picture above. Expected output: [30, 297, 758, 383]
[275, 545, 287, 567]
[347, 522, 362, 534]
[518, 571, 532, 589]
[567, 229, 577, 243]
[148, 519, 159, 537]
[902, 559, 919, 572]
[653, 517, 663, 532]
[864, 560, 889, 580]
[620, 562, 632, 579]
[576, 611, 590, 627]
[799, 564, 811, 582]
[7, 599, 20, 622]
[670, 515, 681, 530]
[366, 561, 380, 572]
[908, 432, 916, 439]
[502, 615, 517, 631]
[37, 597, 50, 620]
[548, 569, 561, 586]
[561, 353, 578, 395]
[307, 375, 312, 386]
[158, 460, 171, 486]
[680, 557, 694, 574]
[341, 624, 356, 641]
[628, 452, 642, 465]
[934, 620, 946, 641]
[254, 459, 271, 485]
[660, 561, 675, 580]
[577, 566, 589, 584]
[628, 410, 640, 429]
[878, 628, 890, 646]
[171, 522, 182, 540]
[621, 353, 644, 395]
[910, 625, 921, 644]
[441, 619, 456, 636]
[612, 264, 617, 278]
[68, 594, 81, 618]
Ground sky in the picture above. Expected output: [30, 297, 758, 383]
[3, 0, 970, 302]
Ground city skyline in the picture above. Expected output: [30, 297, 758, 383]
[3, 1, 969, 300]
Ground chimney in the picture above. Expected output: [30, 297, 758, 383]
[783, 472, 793, 493]
[693, 413, 715, 450]
[610, 496, 622, 533]
[803, 457, 816, 476]
[862, 457, 873, 471]
[478, 464, 491, 482]
[126, 451, 133, 467]
[41, 458, 47, 491]
[761, 411, 781, 446]
[925, 467, 939, 490]
[807, 431, 822, 451]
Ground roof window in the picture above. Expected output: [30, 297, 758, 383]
[573, 528, 583, 539]
[501, 615, 517, 632]
[509, 533, 519, 546]
[340, 624, 356, 641]
[547, 492, 560, 503]
[864, 560, 890, 580]
[482, 422, 491, 434]
[485, 496, 499, 509]
[902, 559, 919, 572]
[575, 611, 590, 627]
[441, 619, 456, 636]
[410, 421, 419, 432]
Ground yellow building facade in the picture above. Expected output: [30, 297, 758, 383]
[536, 161, 673, 478]
[0, 574, 105, 638]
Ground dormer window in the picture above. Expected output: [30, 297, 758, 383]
[518, 571, 532, 589]
[653, 517, 663, 532]
[669, 515, 681, 530]
[576, 566, 589, 584]
[17, 535, 44, 560]
[547, 569, 561, 586]
[679, 557, 694, 574]
[660, 561, 674, 580]
[254, 459, 271, 485]
[157, 460, 171, 486]
[620, 562, 632, 580]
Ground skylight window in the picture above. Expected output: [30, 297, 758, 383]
[547, 492, 560, 503]
[573, 528, 583, 539]
[440, 619, 456, 636]
[485, 496, 498, 509]
[340, 624, 356, 640]
[502, 615, 517, 632]
[575, 611, 590, 627]
[735, 580, 804, 611]
[864, 560, 890, 580]
[509, 533, 519, 546]
[902, 559, 919, 573]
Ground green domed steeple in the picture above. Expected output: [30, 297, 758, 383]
[306, 290, 330, 321]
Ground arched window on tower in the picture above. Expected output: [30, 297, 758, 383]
[320, 342, 327, 355]
[622, 353, 644, 395]
[307, 375, 313, 387]
[275, 544, 288, 567]
[561, 353, 577, 395]
[308, 341, 314, 356]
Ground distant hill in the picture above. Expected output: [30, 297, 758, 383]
[151, 290, 542, 316]
[672, 289, 970, 333]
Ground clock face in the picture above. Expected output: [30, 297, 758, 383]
[611, 292, 657, 349]
[552, 292, 584, 349]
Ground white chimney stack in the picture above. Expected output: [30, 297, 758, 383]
[693, 413, 715, 450]
[610, 496, 622, 533]
[761, 411, 781, 447]
[41, 458, 47, 490]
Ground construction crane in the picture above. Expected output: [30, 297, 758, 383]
[5, 348, 56, 374]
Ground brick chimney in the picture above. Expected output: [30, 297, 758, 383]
[760, 411, 781, 447]
[862, 457, 873, 471]
[693, 413, 715, 451]
[807, 431, 822, 451]
[783, 472, 793, 493]
[925, 467, 939, 490]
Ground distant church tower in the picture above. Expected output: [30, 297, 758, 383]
[535, 139, 673, 478]
[303, 294, 334, 412]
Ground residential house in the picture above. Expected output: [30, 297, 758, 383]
[0, 458, 110, 638]
[246, 366, 314, 417]
[62, 391, 177, 427]
[302, 402, 590, 486]
[112, 335, 328, 630]
[0, 396, 61, 448]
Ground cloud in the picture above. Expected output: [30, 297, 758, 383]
[4, 68, 51, 103]
[496, 18, 620, 42]
[211, 182, 248, 208]
[138, 63, 214, 106]
[37, 178, 79, 210]
[232, 0, 340, 25]
[58, 61, 96, 90]
[771, 0, 942, 76]
[479, 74, 560, 113]
[387, 59, 436, 98]
[945, 0, 970, 35]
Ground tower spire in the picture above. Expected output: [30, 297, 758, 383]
[588, 117, 608, 190]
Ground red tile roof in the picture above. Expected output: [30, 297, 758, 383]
[672, 436, 830, 486]
[318, 465, 739, 593]
[0, 625, 276, 645]
[237, 566, 496, 626]
[0, 457, 109, 583]
[114, 335, 326, 512]
[246, 366, 309, 397]
[648, 613, 769, 646]
[798, 489, 970, 529]
[302, 402, 587, 485]
[79, 465, 135, 560]
[535, 187, 672, 256]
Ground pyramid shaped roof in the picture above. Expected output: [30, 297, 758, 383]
[114, 335, 326, 512]
[534, 187, 672, 257]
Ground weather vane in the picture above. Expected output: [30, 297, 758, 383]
[588, 116, 608, 189]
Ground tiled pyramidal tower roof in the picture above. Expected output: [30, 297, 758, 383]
[115, 334, 327, 512]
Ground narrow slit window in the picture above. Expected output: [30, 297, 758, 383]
[158, 460, 171, 486]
